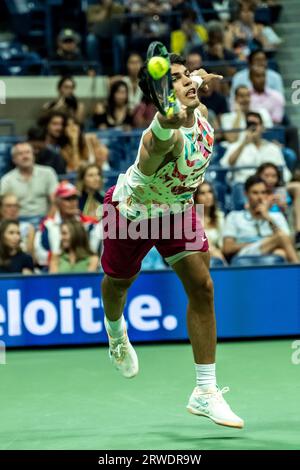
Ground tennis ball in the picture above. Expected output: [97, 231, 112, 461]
[147, 56, 169, 80]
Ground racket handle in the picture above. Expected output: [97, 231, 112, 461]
[173, 99, 181, 114]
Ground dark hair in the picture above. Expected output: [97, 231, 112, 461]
[61, 219, 94, 261]
[77, 163, 102, 193]
[235, 85, 249, 97]
[244, 175, 266, 193]
[65, 116, 86, 155]
[0, 219, 21, 266]
[27, 126, 44, 142]
[248, 49, 266, 64]
[195, 181, 219, 226]
[138, 53, 186, 102]
[107, 80, 129, 120]
[246, 111, 263, 125]
[37, 110, 69, 146]
[256, 162, 283, 187]
[57, 76, 76, 91]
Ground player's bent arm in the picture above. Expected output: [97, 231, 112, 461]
[222, 237, 249, 256]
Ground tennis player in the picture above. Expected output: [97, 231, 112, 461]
[101, 53, 244, 429]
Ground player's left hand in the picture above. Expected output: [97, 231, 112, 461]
[191, 69, 223, 93]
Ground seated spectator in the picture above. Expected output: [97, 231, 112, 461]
[256, 162, 300, 249]
[34, 181, 102, 267]
[49, 220, 99, 273]
[119, 53, 144, 113]
[50, 29, 87, 76]
[200, 79, 229, 126]
[133, 95, 156, 129]
[0, 220, 34, 274]
[249, 65, 285, 124]
[186, 51, 203, 72]
[0, 193, 35, 256]
[227, 2, 282, 52]
[171, 8, 208, 56]
[222, 175, 299, 263]
[203, 21, 238, 79]
[87, 0, 126, 74]
[37, 110, 68, 156]
[43, 76, 85, 124]
[61, 117, 109, 172]
[220, 112, 291, 184]
[195, 182, 226, 263]
[0, 142, 58, 227]
[221, 85, 273, 143]
[231, 49, 284, 97]
[77, 164, 104, 218]
[27, 126, 67, 175]
[92, 80, 133, 130]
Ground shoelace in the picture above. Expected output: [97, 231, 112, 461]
[195, 386, 230, 405]
[110, 336, 128, 362]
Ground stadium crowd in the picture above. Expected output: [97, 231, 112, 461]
[1, 0, 300, 274]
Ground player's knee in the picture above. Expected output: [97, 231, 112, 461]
[188, 274, 214, 303]
[102, 274, 137, 294]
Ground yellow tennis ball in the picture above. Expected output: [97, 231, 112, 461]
[147, 56, 169, 80]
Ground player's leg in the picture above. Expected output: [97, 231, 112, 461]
[171, 251, 244, 428]
[101, 274, 139, 379]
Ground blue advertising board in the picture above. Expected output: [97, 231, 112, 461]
[0, 266, 299, 347]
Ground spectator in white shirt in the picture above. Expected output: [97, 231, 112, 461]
[220, 111, 291, 184]
[221, 85, 273, 143]
[222, 175, 299, 263]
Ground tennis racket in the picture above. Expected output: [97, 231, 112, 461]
[146, 41, 181, 118]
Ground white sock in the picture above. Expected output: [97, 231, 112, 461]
[195, 363, 217, 391]
[105, 315, 126, 338]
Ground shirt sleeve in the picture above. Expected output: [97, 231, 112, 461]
[220, 142, 241, 167]
[23, 253, 34, 271]
[270, 213, 290, 235]
[47, 168, 59, 195]
[0, 175, 10, 194]
[222, 212, 238, 239]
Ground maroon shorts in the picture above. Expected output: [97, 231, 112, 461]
[101, 186, 209, 279]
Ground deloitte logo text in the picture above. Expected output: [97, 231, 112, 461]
[0, 287, 178, 341]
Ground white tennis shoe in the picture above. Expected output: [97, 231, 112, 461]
[104, 319, 139, 379]
[187, 386, 244, 429]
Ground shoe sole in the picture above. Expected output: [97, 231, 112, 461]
[187, 407, 244, 429]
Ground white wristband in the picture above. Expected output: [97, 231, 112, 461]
[151, 115, 174, 141]
[192, 75, 204, 89]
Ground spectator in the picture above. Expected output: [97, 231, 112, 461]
[220, 111, 291, 184]
[49, 220, 99, 273]
[92, 80, 133, 130]
[50, 29, 87, 76]
[133, 95, 156, 128]
[256, 162, 300, 249]
[34, 181, 102, 267]
[221, 85, 273, 143]
[87, 0, 126, 74]
[121, 53, 144, 113]
[200, 78, 229, 126]
[231, 49, 284, 96]
[249, 65, 285, 124]
[171, 8, 208, 56]
[228, 2, 282, 52]
[37, 110, 68, 155]
[0, 193, 35, 256]
[0, 220, 34, 274]
[61, 117, 109, 172]
[77, 164, 104, 218]
[27, 126, 67, 175]
[195, 182, 226, 263]
[222, 175, 299, 263]
[186, 51, 203, 72]
[0, 142, 58, 227]
[43, 76, 86, 124]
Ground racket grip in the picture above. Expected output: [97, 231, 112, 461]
[173, 99, 181, 114]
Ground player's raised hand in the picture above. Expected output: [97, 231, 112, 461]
[191, 68, 223, 93]
[157, 106, 187, 129]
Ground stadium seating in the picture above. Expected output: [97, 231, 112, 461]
[230, 255, 286, 267]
